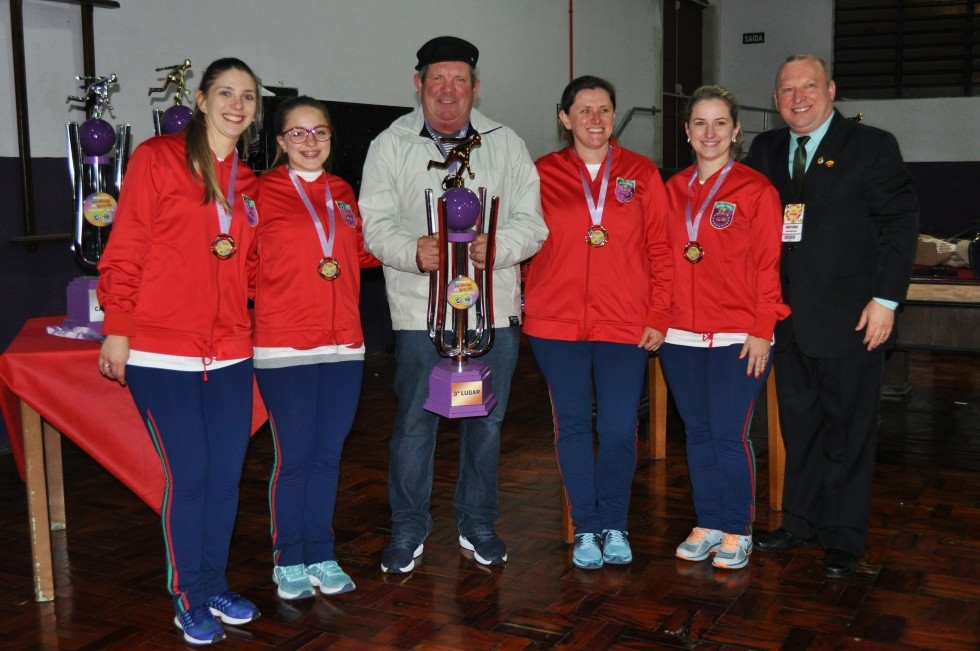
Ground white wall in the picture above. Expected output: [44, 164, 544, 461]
[1, 0, 663, 162]
[706, 0, 980, 162]
[6, 1, 972, 164]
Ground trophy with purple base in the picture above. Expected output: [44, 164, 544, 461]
[62, 72, 131, 337]
[423, 136, 500, 418]
[149, 59, 193, 135]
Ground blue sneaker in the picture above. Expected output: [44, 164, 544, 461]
[381, 541, 423, 574]
[572, 532, 604, 569]
[205, 590, 260, 625]
[601, 529, 633, 564]
[307, 560, 355, 594]
[273, 563, 315, 600]
[459, 531, 508, 565]
[174, 603, 225, 646]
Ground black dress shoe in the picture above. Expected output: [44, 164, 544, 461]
[753, 527, 811, 553]
[823, 549, 858, 579]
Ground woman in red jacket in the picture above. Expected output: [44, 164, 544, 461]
[663, 85, 789, 571]
[253, 96, 379, 601]
[523, 76, 673, 569]
[97, 58, 262, 645]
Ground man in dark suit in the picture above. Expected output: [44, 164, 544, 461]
[744, 54, 919, 578]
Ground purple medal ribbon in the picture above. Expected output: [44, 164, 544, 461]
[288, 168, 336, 259]
[685, 158, 734, 243]
[578, 147, 613, 229]
[215, 149, 239, 235]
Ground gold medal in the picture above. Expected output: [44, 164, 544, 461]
[586, 225, 609, 247]
[318, 256, 341, 280]
[211, 234, 237, 260]
[683, 241, 704, 264]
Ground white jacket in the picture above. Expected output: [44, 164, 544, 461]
[359, 107, 547, 330]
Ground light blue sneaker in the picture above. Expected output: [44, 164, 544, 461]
[572, 532, 604, 569]
[712, 533, 753, 569]
[675, 527, 724, 561]
[307, 560, 356, 595]
[174, 603, 225, 646]
[204, 590, 260, 625]
[273, 563, 315, 600]
[601, 529, 633, 564]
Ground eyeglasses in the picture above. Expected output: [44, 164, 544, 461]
[281, 125, 332, 144]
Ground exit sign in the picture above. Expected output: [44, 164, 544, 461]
[743, 32, 765, 44]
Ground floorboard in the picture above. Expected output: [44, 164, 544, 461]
[1, 343, 978, 650]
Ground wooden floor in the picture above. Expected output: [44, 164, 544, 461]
[2, 342, 980, 650]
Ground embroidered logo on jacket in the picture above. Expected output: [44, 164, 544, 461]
[709, 201, 735, 229]
[615, 178, 635, 203]
[337, 201, 357, 228]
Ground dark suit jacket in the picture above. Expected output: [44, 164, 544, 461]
[744, 110, 919, 358]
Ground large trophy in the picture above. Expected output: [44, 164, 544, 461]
[149, 59, 193, 135]
[423, 134, 500, 418]
[62, 72, 131, 336]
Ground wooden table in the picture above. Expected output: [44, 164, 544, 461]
[885, 277, 980, 395]
[0, 317, 266, 601]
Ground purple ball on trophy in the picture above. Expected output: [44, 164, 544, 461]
[161, 104, 193, 134]
[79, 118, 116, 156]
[443, 187, 481, 231]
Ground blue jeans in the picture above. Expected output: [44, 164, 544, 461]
[389, 327, 519, 544]
[659, 343, 769, 535]
[527, 337, 648, 535]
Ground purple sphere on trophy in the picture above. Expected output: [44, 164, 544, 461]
[444, 187, 481, 241]
[161, 104, 193, 134]
[150, 59, 193, 136]
[78, 118, 117, 156]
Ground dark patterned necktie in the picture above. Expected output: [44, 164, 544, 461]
[793, 135, 810, 193]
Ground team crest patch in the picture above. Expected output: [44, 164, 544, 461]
[337, 201, 357, 227]
[242, 194, 259, 226]
[709, 201, 735, 229]
[615, 178, 635, 203]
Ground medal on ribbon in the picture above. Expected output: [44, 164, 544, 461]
[211, 234, 237, 259]
[586, 224, 609, 247]
[212, 151, 239, 260]
[318, 256, 341, 280]
[683, 241, 704, 263]
[683, 159, 734, 264]
[579, 147, 613, 248]
[288, 168, 339, 282]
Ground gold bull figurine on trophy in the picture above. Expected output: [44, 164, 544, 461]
[427, 133, 481, 189]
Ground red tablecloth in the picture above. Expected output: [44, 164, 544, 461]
[0, 316, 267, 513]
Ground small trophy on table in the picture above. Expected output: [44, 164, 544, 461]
[149, 58, 193, 135]
[62, 72, 131, 337]
[423, 134, 500, 417]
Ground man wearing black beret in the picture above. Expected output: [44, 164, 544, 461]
[360, 36, 547, 574]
